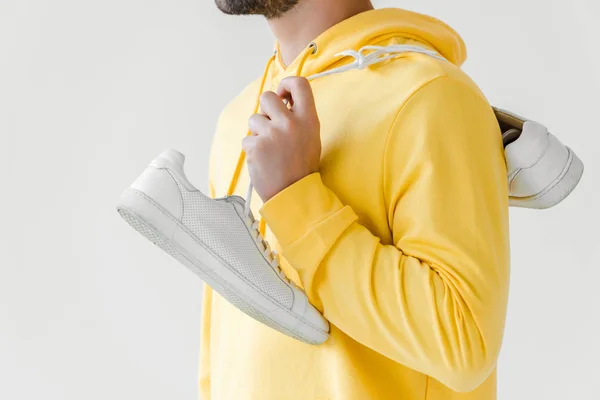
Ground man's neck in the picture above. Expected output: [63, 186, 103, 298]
[268, 0, 374, 66]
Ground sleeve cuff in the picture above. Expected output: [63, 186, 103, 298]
[259, 173, 356, 250]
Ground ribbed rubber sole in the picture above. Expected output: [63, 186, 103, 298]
[117, 206, 324, 345]
[510, 147, 584, 209]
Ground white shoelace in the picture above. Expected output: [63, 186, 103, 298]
[244, 44, 446, 276]
[250, 219, 284, 280]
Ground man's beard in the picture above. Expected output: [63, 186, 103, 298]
[215, 0, 299, 19]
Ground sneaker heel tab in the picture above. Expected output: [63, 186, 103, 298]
[151, 149, 185, 169]
[505, 121, 549, 170]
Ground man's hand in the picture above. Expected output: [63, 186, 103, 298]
[242, 77, 321, 202]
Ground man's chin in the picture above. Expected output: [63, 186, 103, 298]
[214, 0, 299, 19]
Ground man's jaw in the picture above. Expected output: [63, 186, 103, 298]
[214, 0, 300, 20]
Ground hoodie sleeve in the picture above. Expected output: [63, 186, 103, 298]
[259, 75, 510, 393]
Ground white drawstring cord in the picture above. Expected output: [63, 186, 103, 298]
[243, 44, 446, 270]
[244, 44, 445, 215]
[244, 178, 254, 216]
[308, 45, 446, 80]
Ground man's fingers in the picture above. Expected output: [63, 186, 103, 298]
[248, 113, 271, 136]
[241, 134, 259, 153]
[277, 77, 316, 115]
[259, 91, 289, 119]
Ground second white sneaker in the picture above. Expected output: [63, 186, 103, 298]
[116, 149, 329, 345]
[494, 107, 584, 209]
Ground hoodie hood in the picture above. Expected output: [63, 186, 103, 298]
[272, 7, 467, 79]
[227, 8, 468, 235]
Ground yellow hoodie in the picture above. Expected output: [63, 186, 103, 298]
[201, 8, 510, 400]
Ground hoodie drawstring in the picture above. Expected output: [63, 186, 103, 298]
[227, 44, 445, 241]
[226, 44, 318, 237]
[227, 43, 318, 204]
[295, 42, 318, 77]
[226, 54, 276, 199]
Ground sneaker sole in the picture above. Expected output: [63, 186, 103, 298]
[117, 187, 328, 345]
[509, 147, 584, 209]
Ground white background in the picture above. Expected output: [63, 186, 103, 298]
[2, 0, 599, 399]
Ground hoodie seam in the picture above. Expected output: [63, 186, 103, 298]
[381, 74, 449, 223]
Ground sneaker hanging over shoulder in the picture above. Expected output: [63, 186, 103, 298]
[116, 149, 329, 345]
[494, 107, 584, 209]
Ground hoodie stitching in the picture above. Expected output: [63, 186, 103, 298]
[381, 74, 449, 227]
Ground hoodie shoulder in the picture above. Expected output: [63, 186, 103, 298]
[376, 50, 489, 109]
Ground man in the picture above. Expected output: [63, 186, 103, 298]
[202, 1, 510, 399]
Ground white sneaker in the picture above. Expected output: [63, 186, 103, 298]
[494, 108, 584, 209]
[116, 149, 329, 345]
